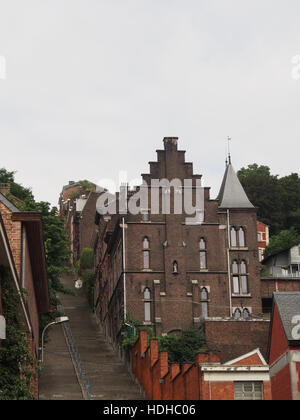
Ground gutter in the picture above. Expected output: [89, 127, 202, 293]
[122, 217, 127, 321]
[226, 209, 233, 317]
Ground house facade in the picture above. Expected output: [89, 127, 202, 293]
[0, 192, 50, 397]
[260, 245, 300, 317]
[257, 221, 269, 262]
[59, 181, 97, 263]
[93, 138, 268, 356]
[268, 292, 300, 400]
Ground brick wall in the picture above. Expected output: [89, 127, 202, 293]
[131, 331, 271, 400]
[79, 192, 101, 254]
[0, 201, 22, 276]
[205, 319, 270, 363]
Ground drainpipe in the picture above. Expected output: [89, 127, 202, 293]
[122, 217, 126, 321]
[227, 209, 233, 317]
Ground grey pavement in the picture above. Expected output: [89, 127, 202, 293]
[39, 273, 144, 401]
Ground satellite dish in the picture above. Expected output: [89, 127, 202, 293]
[75, 279, 83, 289]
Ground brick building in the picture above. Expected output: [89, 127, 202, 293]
[0, 192, 50, 397]
[260, 245, 300, 317]
[59, 181, 98, 263]
[93, 138, 268, 357]
[257, 221, 269, 262]
[268, 292, 300, 400]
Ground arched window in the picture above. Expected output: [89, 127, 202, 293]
[239, 228, 246, 247]
[230, 227, 237, 247]
[200, 287, 209, 318]
[144, 288, 151, 322]
[234, 308, 242, 319]
[243, 308, 250, 319]
[231, 226, 246, 248]
[143, 237, 150, 269]
[173, 261, 179, 274]
[199, 238, 207, 269]
[143, 237, 149, 249]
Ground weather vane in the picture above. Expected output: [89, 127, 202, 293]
[227, 136, 232, 164]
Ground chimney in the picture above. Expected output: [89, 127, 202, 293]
[0, 183, 11, 196]
[163, 137, 178, 151]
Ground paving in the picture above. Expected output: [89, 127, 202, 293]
[39, 274, 144, 400]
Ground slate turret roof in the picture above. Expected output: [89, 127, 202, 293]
[218, 163, 255, 209]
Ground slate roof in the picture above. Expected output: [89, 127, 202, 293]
[0, 192, 20, 212]
[273, 292, 300, 345]
[218, 163, 255, 209]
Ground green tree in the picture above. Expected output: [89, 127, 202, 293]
[157, 326, 207, 364]
[279, 173, 300, 231]
[0, 267, 36, 400]
[237, 164, 285, 234]
[0, 168, 72, 333]
[264, 228, 300, 259]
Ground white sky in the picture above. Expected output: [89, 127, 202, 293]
[0, 0, 300, 206]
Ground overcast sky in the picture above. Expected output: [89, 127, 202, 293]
[0, 0, 300, 206]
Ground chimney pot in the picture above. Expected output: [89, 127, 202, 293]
[163, 137, 178, 151]
[0, 183, 11, 195]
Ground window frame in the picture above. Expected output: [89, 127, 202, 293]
[143, 287, 152, 322]
[200, 287, 209, 319]
[142, 237, 150, 269]
[232, 260, 249, 295]
[199, 238, 207, 270]
[234, 381, 264, 400]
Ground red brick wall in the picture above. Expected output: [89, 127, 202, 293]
[205, 320, 270, 363]
[269, 305, 289, 366]
[271, 364, 292, 400]
[131, 331, 271, 400]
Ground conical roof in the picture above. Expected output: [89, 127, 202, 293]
[218, 163, 254, 209]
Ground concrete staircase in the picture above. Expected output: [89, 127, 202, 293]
[39, 274, 144, 401]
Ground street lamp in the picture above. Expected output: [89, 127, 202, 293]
[39, 316, 69, 363]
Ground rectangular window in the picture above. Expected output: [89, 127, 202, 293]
[234, 382, 263, 400]
[144, 301, 151, 322]
[233, 276, 240, 294]
[201, 302, 208, 319]
[241, 276, 248, 294]
[200, 252, 207, 269]
[143, 251, 150, 269]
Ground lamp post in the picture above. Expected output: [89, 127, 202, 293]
[39, 316, 69, 363]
